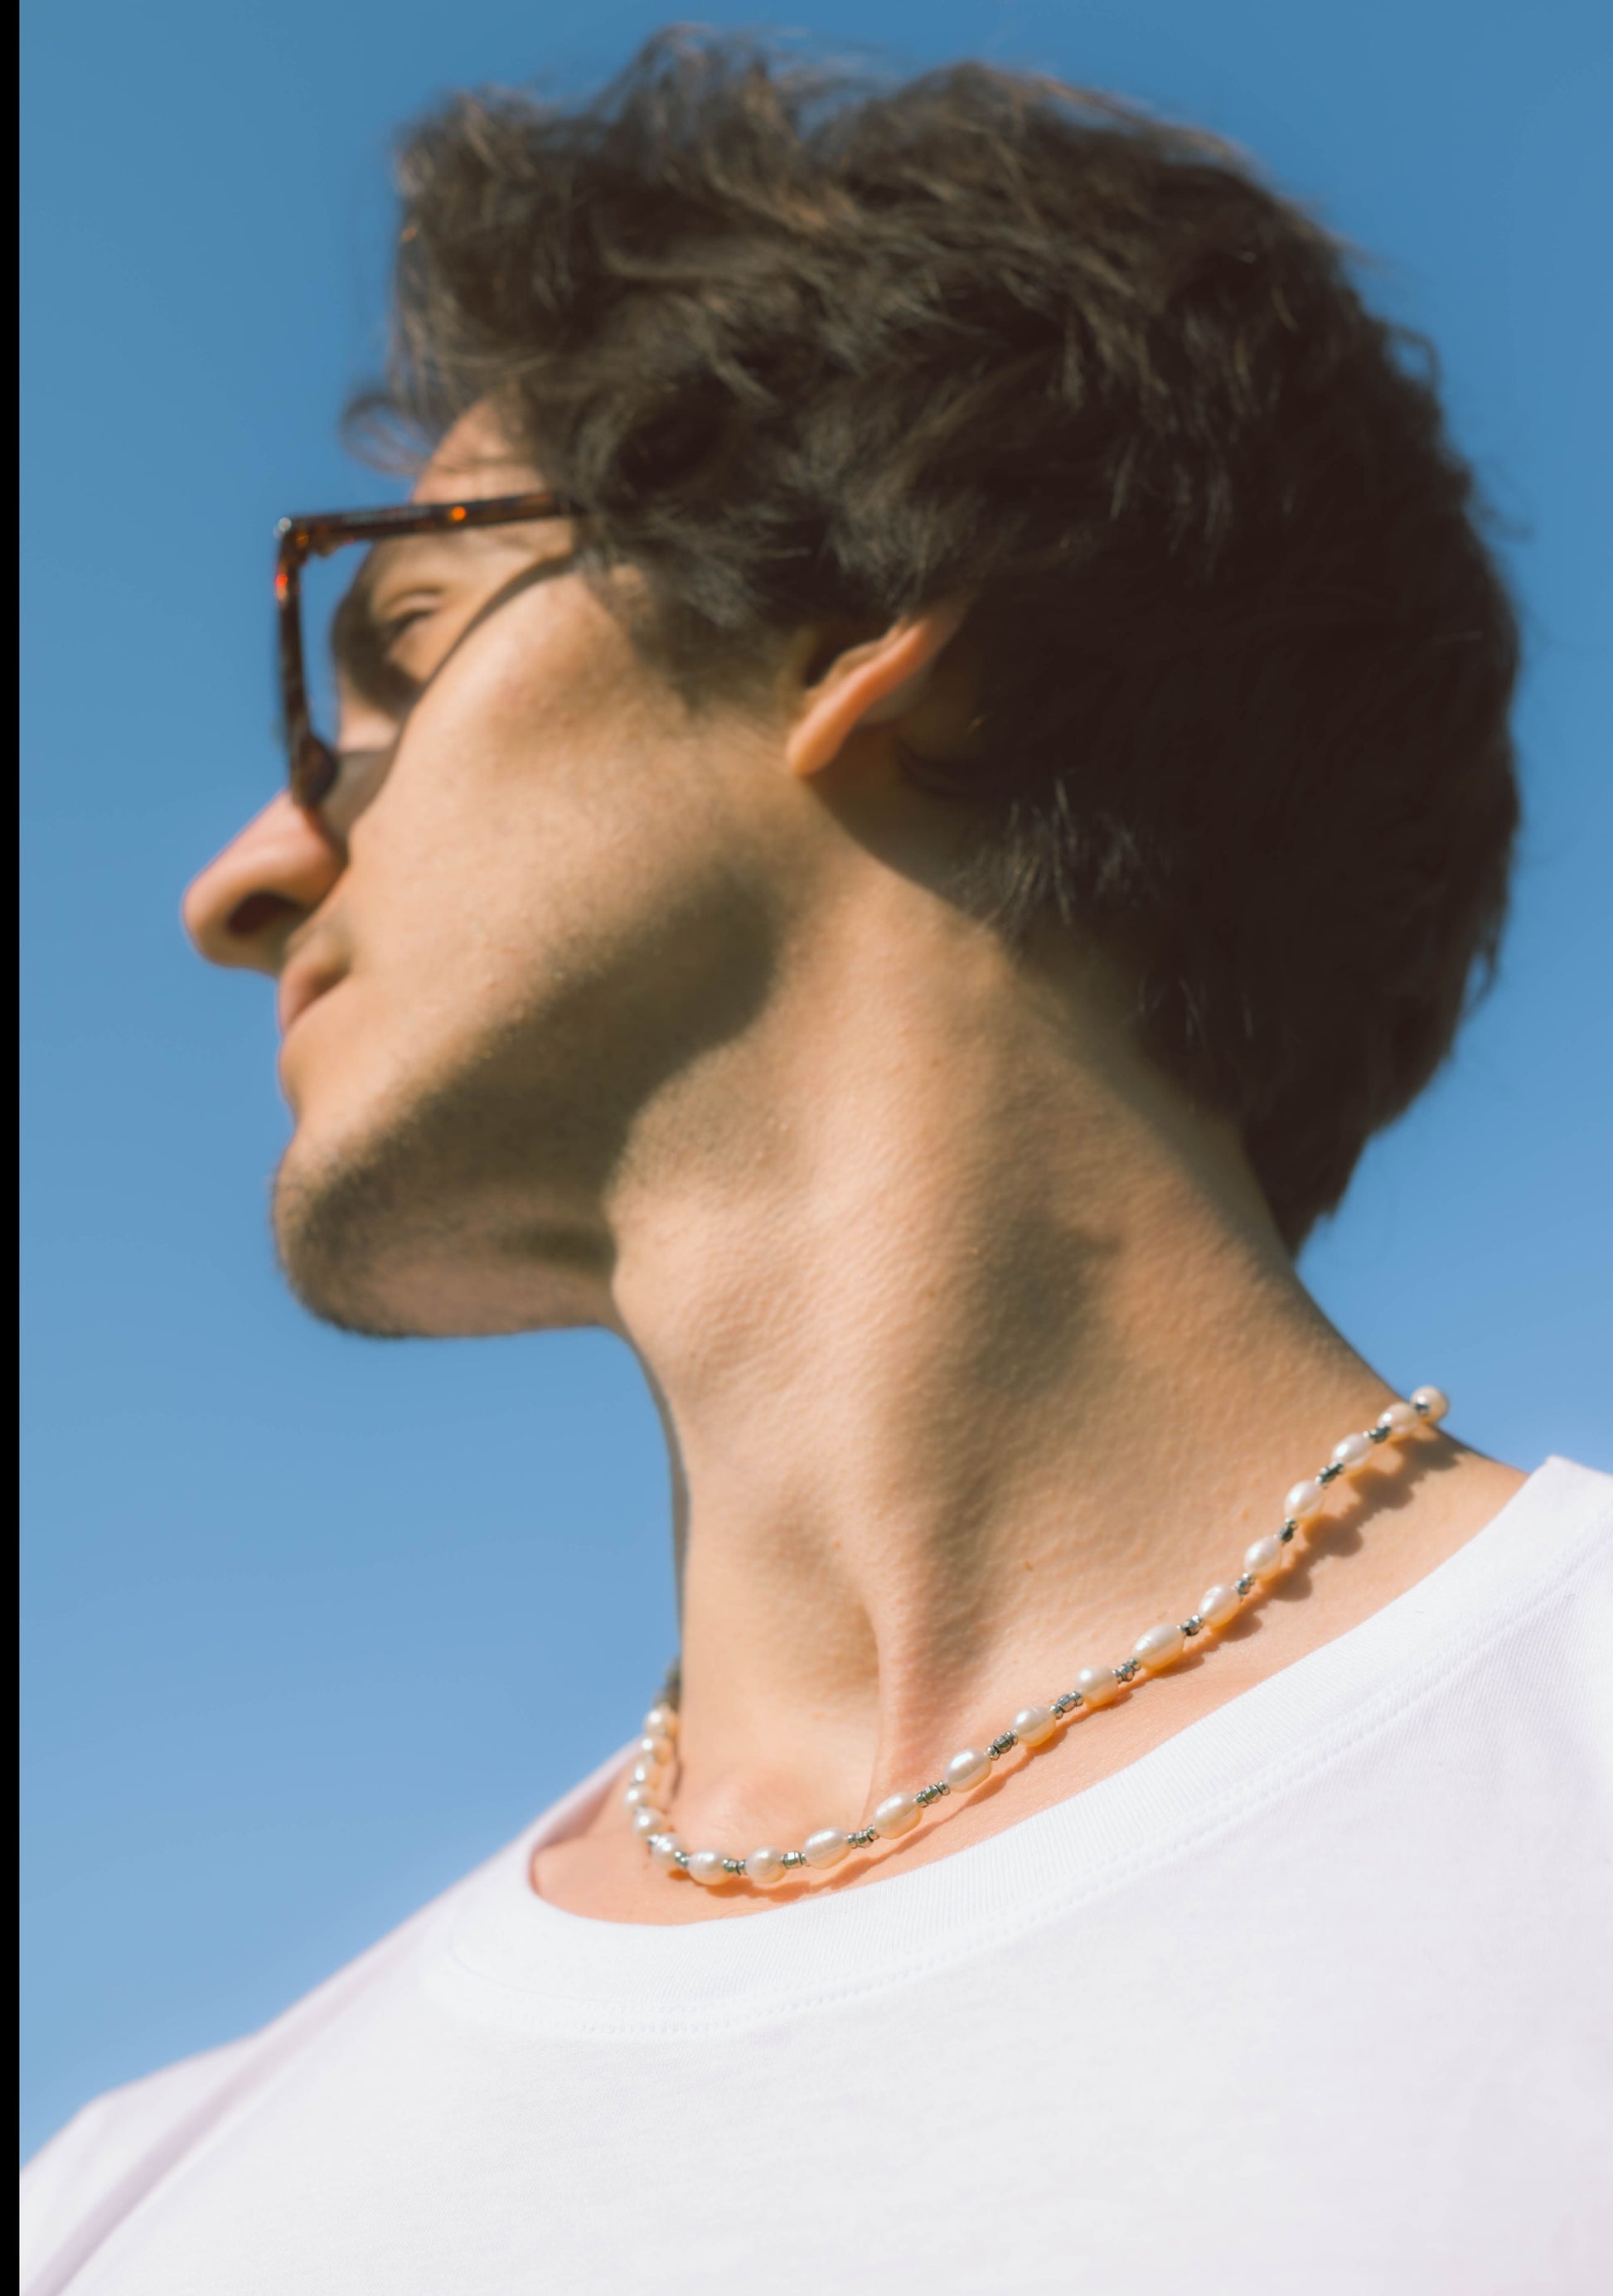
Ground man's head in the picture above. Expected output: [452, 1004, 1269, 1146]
[185, 35, 1518, 1330]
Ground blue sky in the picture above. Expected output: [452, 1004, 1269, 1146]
[21, 0, 1611, 2160]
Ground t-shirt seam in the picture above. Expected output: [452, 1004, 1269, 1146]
[438, 1491, 1609, 2036]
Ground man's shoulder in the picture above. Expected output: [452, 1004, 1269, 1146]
[20, 2039, 255, 2284]
[17, 1826, 521, 2291]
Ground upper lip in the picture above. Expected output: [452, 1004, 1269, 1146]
[277, 951, 346, 1037]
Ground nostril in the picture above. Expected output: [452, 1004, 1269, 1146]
[227, 891, 301, 937]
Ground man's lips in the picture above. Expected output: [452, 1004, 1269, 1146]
[277, 956, 346, 1037]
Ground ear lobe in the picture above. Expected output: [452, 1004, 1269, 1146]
[785, 599, 970, 780]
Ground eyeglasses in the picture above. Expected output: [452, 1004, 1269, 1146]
[274, 490, 579, 828]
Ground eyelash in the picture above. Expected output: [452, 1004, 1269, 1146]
[380, 608, 432, 647]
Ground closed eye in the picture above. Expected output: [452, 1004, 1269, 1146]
[332, 543, 582, 725]
[375, 606, 434, 666]
[331, 580, 423, 719]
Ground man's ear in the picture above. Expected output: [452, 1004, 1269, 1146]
[785, 600, 971, 781]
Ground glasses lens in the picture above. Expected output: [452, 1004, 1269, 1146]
[296, 516, 569, 828]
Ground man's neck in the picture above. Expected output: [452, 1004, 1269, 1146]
[598, 884, 1404, 1856]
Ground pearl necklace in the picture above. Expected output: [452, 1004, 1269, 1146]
[625, 1387, 1450, 1887]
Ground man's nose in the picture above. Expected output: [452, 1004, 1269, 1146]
[182, 793, 343, 973]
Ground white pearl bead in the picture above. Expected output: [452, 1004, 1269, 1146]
[643, 1704, 678, 1737]
[1375, 1399, 1419, 1441]
[637, 1734, 674, 1767]
[628, 1758, 660, 1789]
[1075, 1664, 1123, 1707]
[686, 1850, 729, 1887]
[944, 1746, 992, 1792]
[1132, 1621, 1187, 1670]
[802, 1829, 850, 1869]
[1411, 1385, 1449, 1424]
[631, 1805, 669, 1838]
[871, 1790, 921, 1835]
[1012, 1704, 1059, 1746]
[1285, 1477, 1326, 1523]
[1330, 1431, 1375, 1477]
[1243, 1533, 1289, 1583]
[1199, 1582, 1243, 1627]
[746, 1846, 790, 1886]
[623, 1780, 661, 1810]
[648, 1831, 685, 1870]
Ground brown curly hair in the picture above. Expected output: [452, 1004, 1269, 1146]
[358, 31, 1520, 1250]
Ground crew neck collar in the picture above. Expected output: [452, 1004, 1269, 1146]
[420, 1458, 1608, 2038]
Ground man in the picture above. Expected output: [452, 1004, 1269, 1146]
[22, 36, 1609, 2294]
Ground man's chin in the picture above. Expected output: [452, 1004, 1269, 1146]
[273, 1132, 447, 1336]
[271, 1117, 613, 1340]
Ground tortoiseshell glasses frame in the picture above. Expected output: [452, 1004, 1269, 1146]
[274, 490, 579, 814]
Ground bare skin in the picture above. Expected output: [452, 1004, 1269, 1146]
[185, 406, 1523, 1925]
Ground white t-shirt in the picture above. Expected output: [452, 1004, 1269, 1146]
[22, 1456, 1613, 2296]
